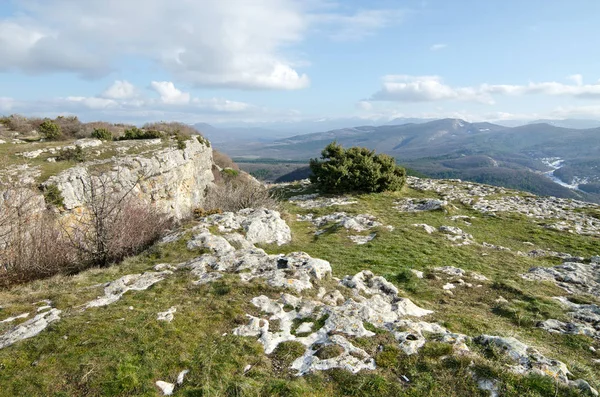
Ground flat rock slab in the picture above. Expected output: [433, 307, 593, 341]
[0, 308, 61, 350]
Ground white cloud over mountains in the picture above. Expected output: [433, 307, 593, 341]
[0, 0, 310, 89]
[0, 1, 407, 90]
[370, 75, 600, 104]
[1, 80, 261, 122]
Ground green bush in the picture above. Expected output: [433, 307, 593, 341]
[91, 128, 113, 141]
[120, 127, 162, 140]
[43, 184, 64, 207]
[39, 120, 61, 140]
[56, 146, 85, 162]
[174, 132, 189, 150]
[196, 135, 211, 147]
[309, 142, 406, 193]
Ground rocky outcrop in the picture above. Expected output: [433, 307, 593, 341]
[42, 138, 213, 220]
[191, 208, 291, 246]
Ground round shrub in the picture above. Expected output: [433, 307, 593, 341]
[39, 120, 61, 140]
[309, 142, 406, 193]
[91, 128, 113, 141]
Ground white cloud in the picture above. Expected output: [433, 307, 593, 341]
[550, 105, 600, 118]
[0, 97, 14, 112]
[150, 81, 191, 105]
[371, 74, 600, 103]
[430, 43, 447, 51]
[567, 74, 583, 86]
[356, 100, 373, 111]
[65, 96, 118, 110]
[311, 8, 406, 41]
[0, 0, 311, 89]
[1, 79, 277, 124]
[102, 80, 136, 100]
[371, 75, 494, 104]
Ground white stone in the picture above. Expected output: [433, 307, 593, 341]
[412, 224, 437, 234]
[0, 313, 29, 324]
[0, 309, 61, 349]
[85, 271, 172, 308]
[157, 307, 177, 322]
[177, 369, 189, 385]
[156, 380, 175, 395]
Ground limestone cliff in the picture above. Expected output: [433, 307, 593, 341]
[36, 137, 214, 220]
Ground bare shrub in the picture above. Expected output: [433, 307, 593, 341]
[2, 114, 35, 135]
[213, 150, 240, 171]
[204, 175, 279, 212]
[0, 189, 77, 287]
[54, 115, 82, 138]
[62, 170, 173, 267]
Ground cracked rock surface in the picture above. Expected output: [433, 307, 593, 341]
[0, 308, 61, 349]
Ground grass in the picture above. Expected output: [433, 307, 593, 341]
[0, 181, 599, 395]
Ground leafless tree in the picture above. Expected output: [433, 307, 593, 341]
[62, 169, 173, 267]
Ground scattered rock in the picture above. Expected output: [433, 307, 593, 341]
[474, 335, 585, 386]
[0, 313, 29, 324]
[301, 212, 383, 233]
[394, 198, 447, 212]
[412, 224, 436, 234]
[289, 195, 357, 209]
[348, 233, 376, 245]
[537, 297, 600, 341]
[0, 309, 61, 349]
[522, 262, 600, 297]
[482, 242, 511, 251]
[434, 266, 465, 277]
[177, 369, 189, 385]
[197, 208, 291, 245]
[156, 380, 175, 395]
[85, 271, 172, 308]
[157, 307, 177, 322]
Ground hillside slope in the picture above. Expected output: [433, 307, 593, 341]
[1, 177, 599, 396]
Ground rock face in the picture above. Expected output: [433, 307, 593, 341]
[42, 138, 213, 220]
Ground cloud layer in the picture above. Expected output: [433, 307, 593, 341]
[370, 75, 600, 104]
[0, 0, 311, 89]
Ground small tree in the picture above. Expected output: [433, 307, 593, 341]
[39, 120, 61, 140]
[309, 142, 406, 193]
[91, 128, 113, 141]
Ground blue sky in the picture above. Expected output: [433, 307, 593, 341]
[1, 0, 600, 125]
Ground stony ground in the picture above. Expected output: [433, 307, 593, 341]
[1, 177, 599, 396]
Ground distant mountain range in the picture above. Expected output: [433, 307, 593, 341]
[218, 118, 600, 204]
[194, 117, 600, 143]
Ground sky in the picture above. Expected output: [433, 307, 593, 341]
[2, 0, 600, 126]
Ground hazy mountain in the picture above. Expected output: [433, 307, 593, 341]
[527, 119, 600, 129]
[493, 118, 600, 129]
[226, 118, 600, 203]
